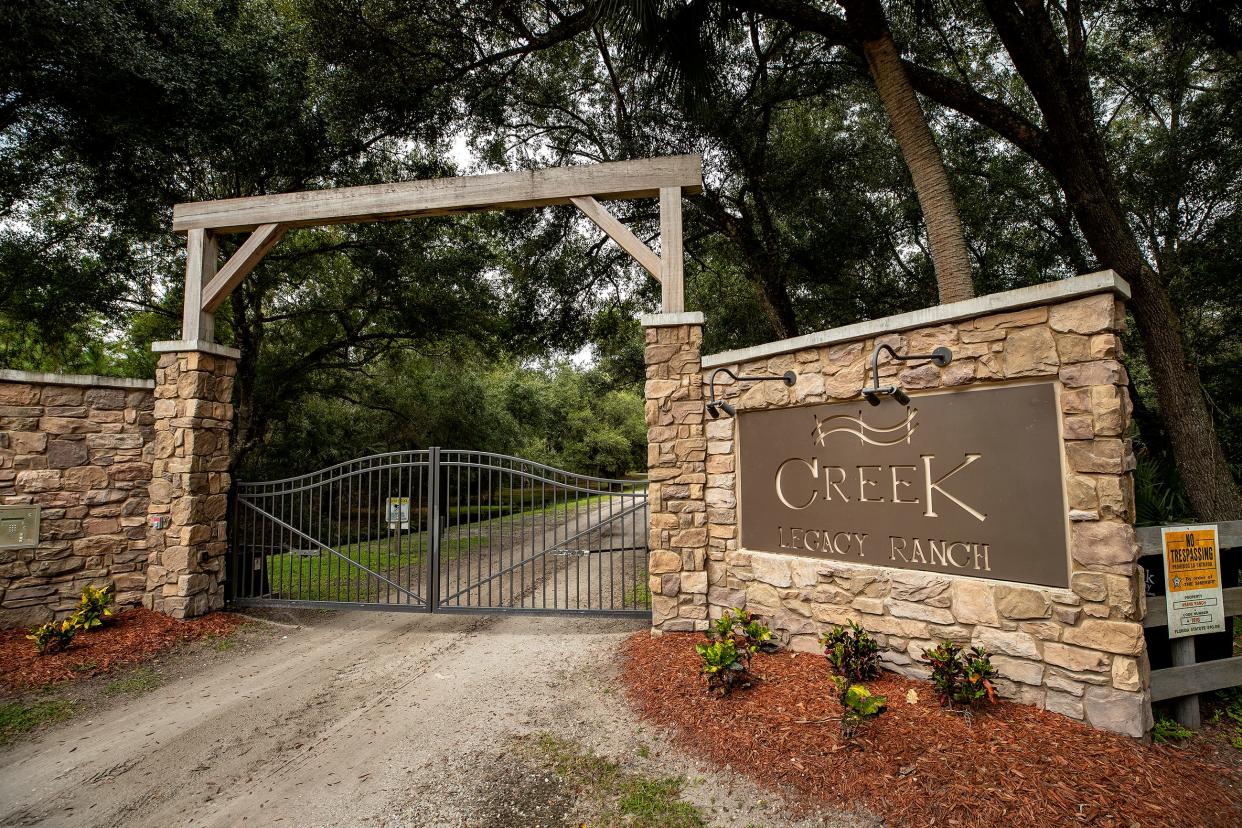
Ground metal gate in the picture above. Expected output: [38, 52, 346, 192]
[228, 449, 650, 616]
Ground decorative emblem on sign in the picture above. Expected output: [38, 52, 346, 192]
[813, 408, 918, 447]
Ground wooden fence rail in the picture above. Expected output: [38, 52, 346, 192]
[1136, 521, 1242, 728]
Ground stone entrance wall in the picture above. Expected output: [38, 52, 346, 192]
[0, 371, 155, 625]
[643, 272, 1152, 737]
[0, 343, 238, 624]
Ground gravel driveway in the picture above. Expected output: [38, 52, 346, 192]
[0, 610, 874, 828]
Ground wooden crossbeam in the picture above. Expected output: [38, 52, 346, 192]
[1150, 655, 1242, 703]
[174, 155, 703, 233]
[1136, 521, 1242, 551]
[570, 196, 660, 279]
[201, 223, 287, 312]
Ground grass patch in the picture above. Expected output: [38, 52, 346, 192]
[210, 634, 235, 652]
[246, 491, 630, 603]
[534, 733, 704, 828]
[0, 699, 75, 745]
[104, 666, 163, 697]
[248, 533, 480, 602]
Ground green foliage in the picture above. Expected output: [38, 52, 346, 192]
[819, 621, 881, 683]
[696, 609, 775, 697]
[0, 699, 76, 745]
[740, 613, 775, 651]
[246, 351, 646, 481]
[26, 619, 77, 655]
[694, 638, 751, 697]
[841, 683, 887, 718]
[1133, 453, 1193, 526]
[70, 584, 114, 631]
[1210, 686, 1242, 749]
[832, 675, 887, 739]
[1152, 715, 1195, 744]
[707, 608, 775, 653]
[614, 776, 705, 828]
[926, 641, 998, 709]
[3, 0, 1241, 512]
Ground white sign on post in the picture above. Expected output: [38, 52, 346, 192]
[1160, 524, 1225, 639]
[386, 497, 410, 531]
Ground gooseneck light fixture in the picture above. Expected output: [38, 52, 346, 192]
[861, 344, 953, 406]
[705, 368, 796, 418]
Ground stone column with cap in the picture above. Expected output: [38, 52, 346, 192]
[643, 312, 709, 633]
[144, 342, 237, 618]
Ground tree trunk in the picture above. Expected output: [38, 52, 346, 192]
[1061, 178, 1242, 519]
[698, 192, 800, 339]
[840, 0, 975, 304]
[982, 0, 1242, 520]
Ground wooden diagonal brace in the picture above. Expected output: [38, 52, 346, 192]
[570, 196, 661, 280]
[201, 223, 287, 312]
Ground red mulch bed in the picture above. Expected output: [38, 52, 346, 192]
[0, 607, 243, 694]
[622, 632, 1242, 828]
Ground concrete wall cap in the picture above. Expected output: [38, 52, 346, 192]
[702, 270, 1128, 369]
[151, 340, 242, 359]
[0, 368, 154, 390]
[641, 312, 705, 327]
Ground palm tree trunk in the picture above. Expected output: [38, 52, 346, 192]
[840, 0, 975, 304]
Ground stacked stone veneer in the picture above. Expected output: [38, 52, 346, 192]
[0, 373, 155, 625]
[644, 315, 711, 630]
[144, 350, 235, 618]
[644, 275, 1153, 736]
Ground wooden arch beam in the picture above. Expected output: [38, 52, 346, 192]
[174, 155, 702, 340]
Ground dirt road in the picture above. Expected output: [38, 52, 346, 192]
[0, 610, 872, 828]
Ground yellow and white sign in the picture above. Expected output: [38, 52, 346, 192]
[1160, 524, 1225, 638]
[386, 497, 411, 530]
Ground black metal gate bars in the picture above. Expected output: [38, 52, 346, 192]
[228, 449, 650, 616]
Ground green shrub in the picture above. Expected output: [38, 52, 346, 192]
[27, 619, 77, 655]
[819, 621, 880, 683]
[1152, 715, 1194, 744]
[70, 584, 113, 630]
[737, 610, 776, 652]
[833, 676, 887, 739]
[706, 609, 775, 656]
[695, 638, 751, 697]
[696, 609, 775, 697]
[926, 641, 998, 708]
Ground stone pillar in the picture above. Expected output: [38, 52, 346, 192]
[642, 312, 709, 633]
[144, 343, 237, 618]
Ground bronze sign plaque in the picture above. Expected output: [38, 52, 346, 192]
[737, 383, 1069, 588]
